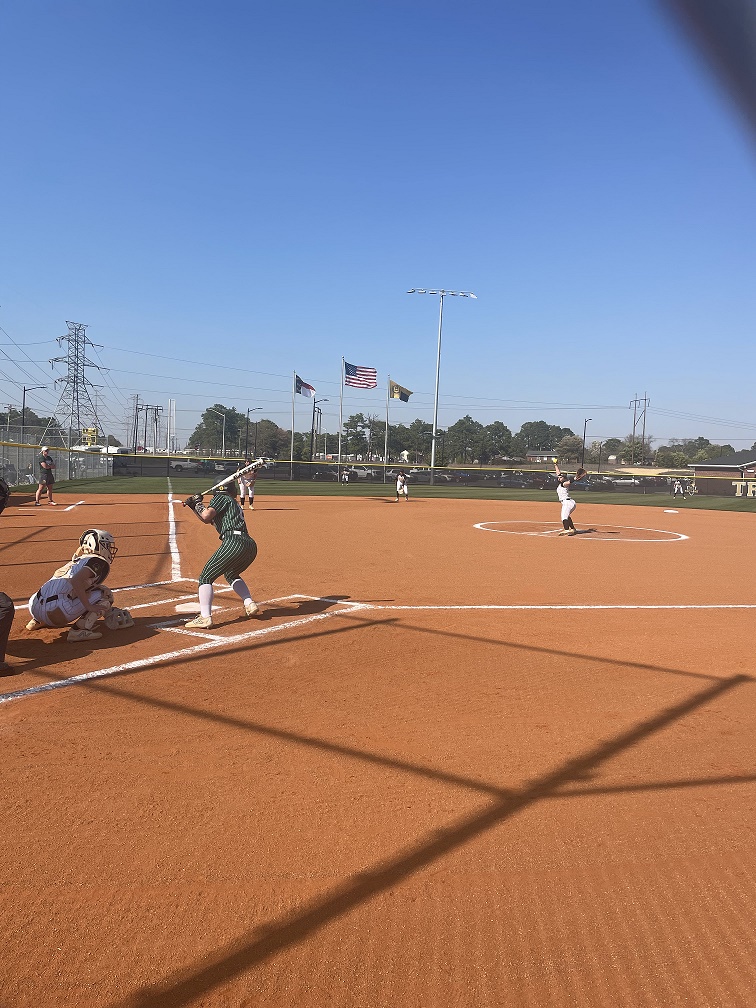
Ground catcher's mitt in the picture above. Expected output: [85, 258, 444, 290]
[104, 607, 134, 630]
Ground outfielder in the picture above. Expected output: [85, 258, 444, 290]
[182, 480, 260, 629]
[554, 463, 586, 536]
[395, 470, 409, 502]
[26, 528, 133, 642]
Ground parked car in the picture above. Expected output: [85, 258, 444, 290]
[611, 477, 641, 486]
[170, 458, 203, 472]
[310, 466, 339, 481]
[348, 466, 379, 479]
[499, 474, 532, 488]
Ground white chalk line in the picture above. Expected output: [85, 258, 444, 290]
[167, 486, 182, 581]
[474, 521, 689, 542]
[64, 500, 86, 512]
[370, 604, 756, 611]
[4, 594, 756, 707]
[0, 603, 346, 704]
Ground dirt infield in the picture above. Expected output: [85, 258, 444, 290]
[2, 493, 756, 1007]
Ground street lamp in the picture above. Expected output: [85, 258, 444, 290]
[407, 288, 477, 485]
[207, 407, 226, 458]
[581, 418, 592, 468]
[310, 399, 328, 462]
[244, 407, 263, 457]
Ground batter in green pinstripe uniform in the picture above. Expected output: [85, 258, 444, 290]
[181, 483, 260, 629]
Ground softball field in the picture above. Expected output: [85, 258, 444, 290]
[2, 492, 755, 1007]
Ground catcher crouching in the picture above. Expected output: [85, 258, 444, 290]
[26, 528, 134, 642]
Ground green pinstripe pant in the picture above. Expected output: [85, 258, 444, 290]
[199, 534, 258, 586]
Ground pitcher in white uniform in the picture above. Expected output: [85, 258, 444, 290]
[554, 463, 586, 536]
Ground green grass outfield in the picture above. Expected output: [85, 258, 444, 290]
[9, 477, 756, 512]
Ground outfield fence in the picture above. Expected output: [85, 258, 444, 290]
[3, 444, 752, 498]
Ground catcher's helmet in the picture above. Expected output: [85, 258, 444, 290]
[79, 528, 118, 564]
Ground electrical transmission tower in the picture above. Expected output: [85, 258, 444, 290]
[46, 321, 105, 449]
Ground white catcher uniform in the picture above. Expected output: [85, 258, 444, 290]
[396, 473, 409, 499]
[28, 554, 111, 628]
[557, 480, 576, 521]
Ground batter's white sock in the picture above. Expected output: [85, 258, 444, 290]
[229, 578, 253, 604]
[198, 583, 214, 618]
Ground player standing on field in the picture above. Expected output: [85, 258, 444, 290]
[394, 470, 409, 502]
[182, 481, 260, 628]
[554, 462, 586, 536]
[35, 446, 57, 507]
[238, 462, 256, 510]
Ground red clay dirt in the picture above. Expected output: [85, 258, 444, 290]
[1, 492, 755, 1007]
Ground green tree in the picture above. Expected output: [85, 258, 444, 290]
[342, 413, 368, 456]
[446, 415, 484, 463]
[187, 405, 244, 455]
[555, 434, 585, 461]
[482, 421, 513, 461]
[516, 421, 574, 452]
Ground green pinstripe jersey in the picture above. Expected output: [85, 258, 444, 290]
[209, 491, 249, 538]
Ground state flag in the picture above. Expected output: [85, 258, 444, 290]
[295, 375, 315, 397]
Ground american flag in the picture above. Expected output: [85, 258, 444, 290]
[344, 361, 378, 388]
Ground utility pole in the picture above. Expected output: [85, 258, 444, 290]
[629, 393, 650, 464]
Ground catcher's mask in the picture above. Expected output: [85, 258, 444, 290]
[79, 528, 118, 564]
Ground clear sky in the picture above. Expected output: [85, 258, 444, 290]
[1, 0, 754, 450]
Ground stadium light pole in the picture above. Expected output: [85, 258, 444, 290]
[407, 289, 477, 485]
[245, 407, 263, 457]
[581, 418, 592, 468]
[207, 407, 226, 457]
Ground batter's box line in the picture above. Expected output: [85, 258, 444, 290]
[0, 596, 352, 706]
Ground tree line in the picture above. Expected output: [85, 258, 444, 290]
[186, 407, 748, 467]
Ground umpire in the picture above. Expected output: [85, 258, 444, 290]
[0, 592, 15, 673]
[181, 481, 260, 629]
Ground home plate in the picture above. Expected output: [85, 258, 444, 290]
[664, 510, 679, 514]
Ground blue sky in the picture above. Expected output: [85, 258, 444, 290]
[1, 0, 754, 450]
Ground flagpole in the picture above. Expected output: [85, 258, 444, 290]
[338, 357, 344, 480]
[290, 372, 295, 481]
[384, 376, 390, 484]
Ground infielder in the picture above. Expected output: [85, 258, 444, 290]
[554, 463, 586, 536]
[26, 528, 133, 642]
[395, 470, 409, 502]
[182, 480, 260, 629]
[238, 462, 256, 510]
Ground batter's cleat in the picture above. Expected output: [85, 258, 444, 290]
[35, 501, 41, 507]
[26, 618, 43, 631]
[67, 627, 102, 642]
[244, 600, 259, 618]
[185, 614, 213, 629]
[48, 501, 57, 506]
[558, 530, 570, 536]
